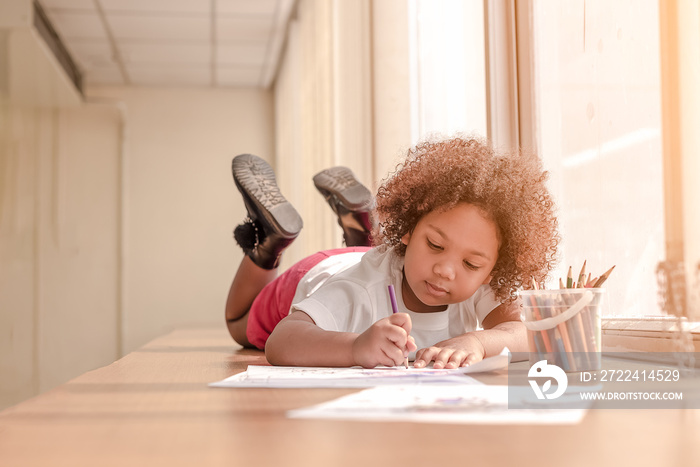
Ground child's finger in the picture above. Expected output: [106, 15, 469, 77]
[412, 348, 428, 368]
[463, 352, 482, 366]
[406, 335, 417, 353]
[388, 312, 412, 334]
[380, 341, 408, 367]
[431, 348, 457, 369]
[443, 350, 468, 369]
[383, 319, 412, 351]
[412, 346, 440, 368]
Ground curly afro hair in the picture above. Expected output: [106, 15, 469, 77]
[373, 136, 559, 303]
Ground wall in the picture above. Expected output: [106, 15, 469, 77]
[371, 0, 413, 185]
[273, 0, 414, 269]
[87, 86, 274, 354]
[0, 85, 273, 410]
[0, 99, 121, 409]
[274, 0, 377, 267]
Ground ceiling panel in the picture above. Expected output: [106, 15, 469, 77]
[216, 17, 274, 42]
[128, 66, 211, 86]
[120, 43, 211, 64]
[217, 44, 267, 66]
[106, 15, 210, 41]
[37, 0, 295, 89]
[217, 0, 278, 16]
[44, 11, 107, 39]
[40, 0, 95, 9]
[100, 0, 210, 14]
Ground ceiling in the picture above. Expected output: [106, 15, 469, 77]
[37, 0, 295, 89]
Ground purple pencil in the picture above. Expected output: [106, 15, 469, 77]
[388, 284, 409, 369]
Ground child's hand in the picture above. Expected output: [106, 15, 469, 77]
[352, 314, 417, 368]
[413, 333, 485, 369]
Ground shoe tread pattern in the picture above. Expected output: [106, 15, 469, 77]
[232, 154, 302, 238]
[313, 166, 373, 211]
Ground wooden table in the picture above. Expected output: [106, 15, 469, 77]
[0, 328, 698, 467]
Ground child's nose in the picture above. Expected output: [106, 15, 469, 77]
[433, 260, 456, 280]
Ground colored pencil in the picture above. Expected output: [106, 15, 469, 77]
[528, 278, 553, 353]
[577, 260, 587, 288]
[387, 284, 409, 369]
[563, 289, 591, 368]
[592, 265, 615, 288]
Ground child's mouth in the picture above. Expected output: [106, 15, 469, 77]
[425, 281, 448, 296]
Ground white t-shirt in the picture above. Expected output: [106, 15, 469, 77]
[290, 245, 501, 357]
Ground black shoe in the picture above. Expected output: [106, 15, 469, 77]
[312, 166, 374, 247]
[232, 154, 303, 269]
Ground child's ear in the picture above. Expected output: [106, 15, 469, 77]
[482, 274, 494, 285]
[401, 232, 411, 245]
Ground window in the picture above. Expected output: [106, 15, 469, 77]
[408, 0, 488, 143]
[409, 0, 700, 325]
[518, 0, 665, 317]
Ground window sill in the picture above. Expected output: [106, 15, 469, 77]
[602, 316, 700, 353]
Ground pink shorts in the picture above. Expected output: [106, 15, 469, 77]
[246, 247, 371, 349]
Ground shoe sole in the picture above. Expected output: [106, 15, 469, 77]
[232, 154, 303, 239]
[312, 166, 373, 211]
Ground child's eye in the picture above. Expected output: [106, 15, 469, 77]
[463, 260, 479, 271]
[427, 239, 443, 250]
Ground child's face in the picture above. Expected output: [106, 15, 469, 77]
[401, 203, 499, 312]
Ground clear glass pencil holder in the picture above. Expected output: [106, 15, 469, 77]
[519, 288, 606, 372]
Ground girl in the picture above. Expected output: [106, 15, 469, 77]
[225, 137, 559, 369]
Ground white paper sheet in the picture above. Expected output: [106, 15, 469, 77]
[287, 384, 587, 425]
[210, 348, 511, 388]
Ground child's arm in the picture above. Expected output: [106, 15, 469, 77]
[413, 302, 526, 369]
[265, 311, 417, 368]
